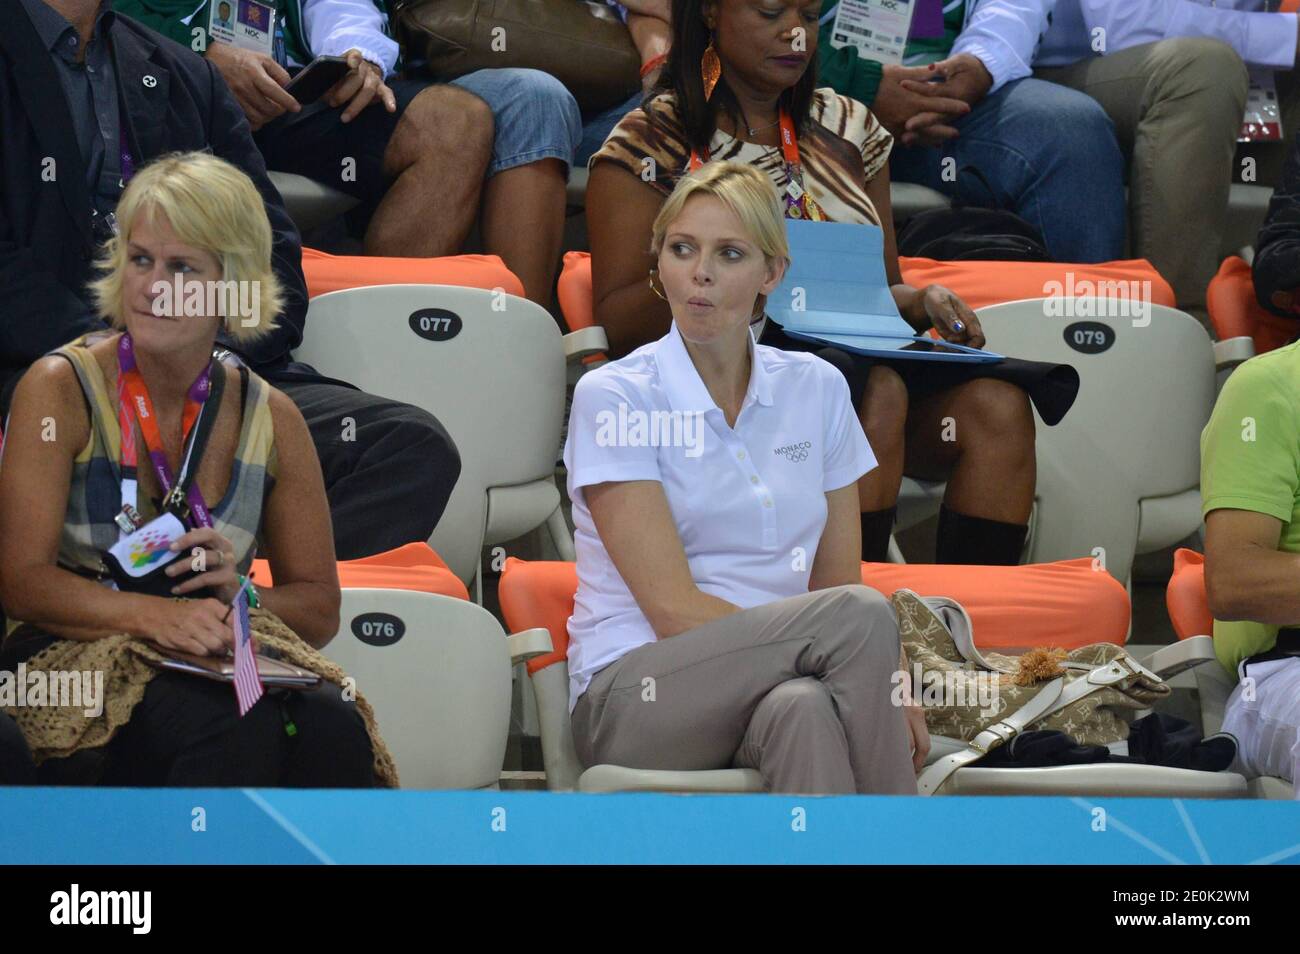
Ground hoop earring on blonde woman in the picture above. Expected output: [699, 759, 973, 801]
[648, 268, 669, 301]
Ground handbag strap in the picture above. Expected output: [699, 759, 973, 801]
[915, 653, 1162, 795]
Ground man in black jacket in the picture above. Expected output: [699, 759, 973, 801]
[1256, 128, 1300, 321]
[1, 0, 460, 560]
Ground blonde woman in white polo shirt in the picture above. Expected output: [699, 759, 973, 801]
[563, 161, 924, 795]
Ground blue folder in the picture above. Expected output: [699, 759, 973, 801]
[766, 219, 1003, 364]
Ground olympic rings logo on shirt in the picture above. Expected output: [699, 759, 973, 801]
[774, 440, 812, 463]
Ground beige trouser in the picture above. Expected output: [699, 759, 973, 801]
[570, 585, 918, 795]
[1036, 38, 1250, 313]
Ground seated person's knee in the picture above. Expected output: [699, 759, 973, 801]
[395, 86, 494, 165]
[764, 677, 837, 721]
[955, 379, 1034, 447]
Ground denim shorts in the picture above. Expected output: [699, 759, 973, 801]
[448, 67, 642, 177]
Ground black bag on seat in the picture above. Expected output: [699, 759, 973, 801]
[897, 166, 1051, 262]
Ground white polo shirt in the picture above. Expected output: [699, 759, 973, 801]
[562, 321, 877, 712]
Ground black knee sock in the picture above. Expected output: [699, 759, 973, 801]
[860, 505, 897, 563]
[935, 505, 1028, 566]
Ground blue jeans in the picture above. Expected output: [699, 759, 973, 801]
[890, 77, 1126, 263]
[448, 68, 642, 178]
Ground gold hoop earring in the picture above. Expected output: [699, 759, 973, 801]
[648, 268, 668, 301]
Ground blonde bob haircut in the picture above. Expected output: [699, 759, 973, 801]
[649, 160, 790, 273]
[88, 151, 282, 342]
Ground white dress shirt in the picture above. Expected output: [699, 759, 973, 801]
[949, 0, 1056, 95]
[562, 322, 878, 713]
[302, 0, 399, 77]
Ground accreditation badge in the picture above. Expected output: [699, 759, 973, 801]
[211, 0, 277, 57]
[1240, 70, 1282, 143]
[827, 0, 916, 67]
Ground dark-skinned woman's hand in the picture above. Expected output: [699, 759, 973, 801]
[921, 284, 984, 348]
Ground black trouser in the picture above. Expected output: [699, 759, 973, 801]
[97, 674, 376, 788]
[0, 711, 37, 785]
[274, 379, 461, 561]
[1, 631, 376, 787]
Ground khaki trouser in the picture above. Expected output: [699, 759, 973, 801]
[1036, 37, 1250, 314]
[571, 585, 918, 795]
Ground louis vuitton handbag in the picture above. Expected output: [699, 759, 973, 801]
[891, 589, 1171, 795]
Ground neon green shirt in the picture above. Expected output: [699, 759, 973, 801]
[1200, 339, 1300, 676]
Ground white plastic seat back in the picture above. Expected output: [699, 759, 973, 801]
[977, 298, 1215, 584]
[295, 285, 567, 584]
[322, 588, 512, 789]
[895, 476, 946, 536]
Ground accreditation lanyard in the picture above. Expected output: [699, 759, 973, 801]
[120, 124, 135, 185]
[116, 332, 216, 538]
[688, 108, 827, 221]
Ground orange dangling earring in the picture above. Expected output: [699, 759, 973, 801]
[701, 31, 721, 101]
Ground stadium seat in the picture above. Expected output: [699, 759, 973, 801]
[300, 247, 525, 300]
[292, 284, 583, 595]
[861, 558, 1129, 648]
[558, 251, 609, 365]
[499, 558, 1247, 796]
[1166, 549, 1212, 643]
[322, 589, 513, 789]
[1163, 549, 1234, 740]
[977, 298, 1219, 587]
[1164, 548, 1294, 799]
[1207, 255, 1296, 359]
[249, 544, 506, 788]
[899, 258, 1174, 311]
[268, 171, 359, 234]
[1222, 182, 1275, 261]
[888, 182, 952, 223]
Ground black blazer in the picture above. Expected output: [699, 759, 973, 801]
[0, 1, 314, 402]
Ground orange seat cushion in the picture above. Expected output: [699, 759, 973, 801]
[1166, 548, 1212, 641]
[558, 251, 595, 332]
[499, 557, 1129, 675]
[898, 258, 1175, 312]
[301, 247, 525, 300]
[251, 542, 469, 601]
[561, 251, 1175, 338]
[1207, 256, 1296, 355]
[859, 558, 1129, 649]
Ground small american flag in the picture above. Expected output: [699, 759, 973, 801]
[232, 591, 264, 715]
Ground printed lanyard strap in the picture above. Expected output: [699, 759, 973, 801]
[119, 124, 135, 185]
[688, 108, 824, 220]
[116, 333, 222, 532]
